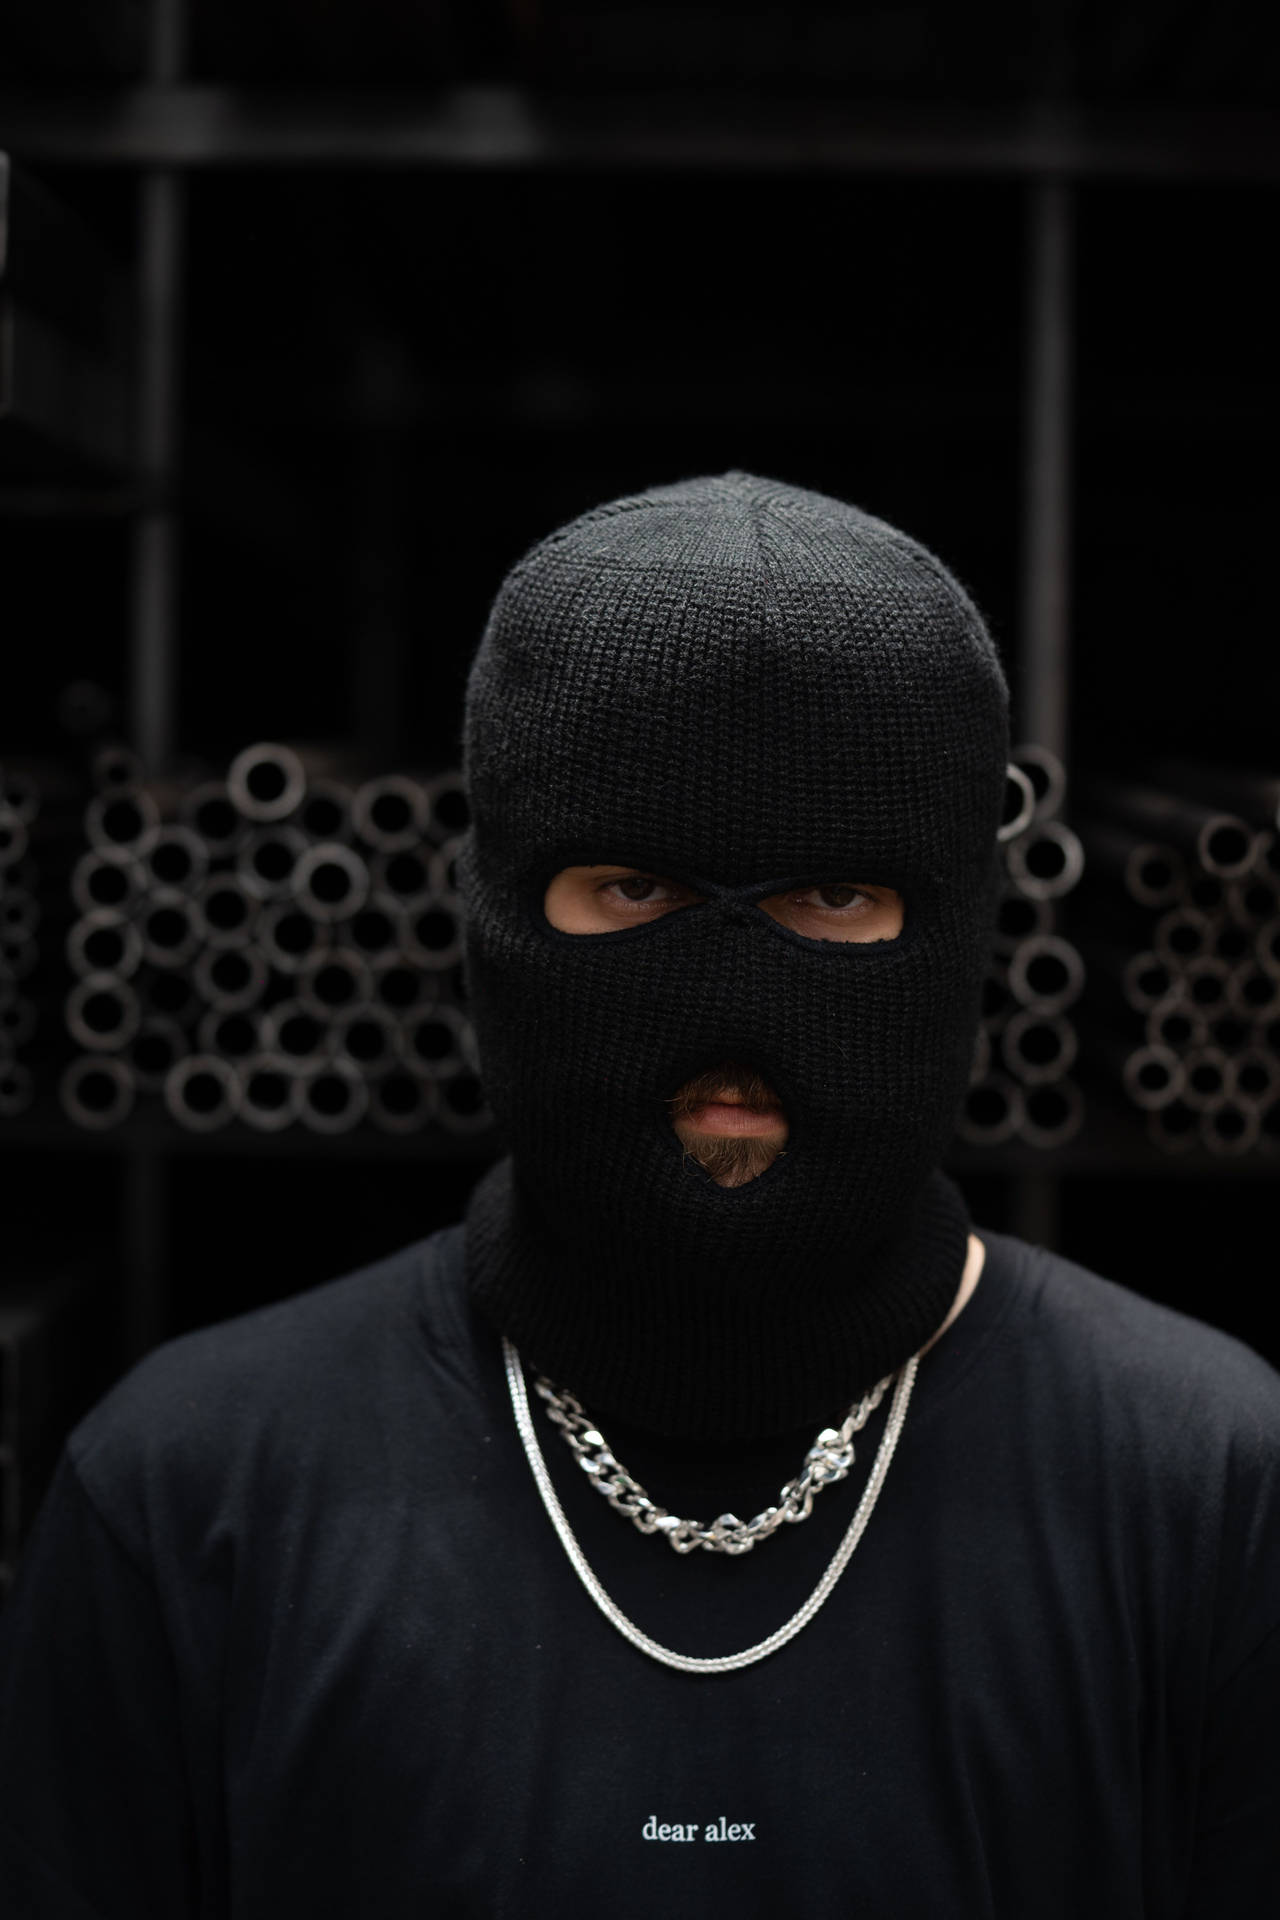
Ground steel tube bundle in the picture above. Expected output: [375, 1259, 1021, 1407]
[1075, 774, 1259, 880]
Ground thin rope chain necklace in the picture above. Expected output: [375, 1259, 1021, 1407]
[502, 1335, 921, 1675]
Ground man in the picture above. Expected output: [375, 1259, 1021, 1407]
[1, 470, 1277, 1917]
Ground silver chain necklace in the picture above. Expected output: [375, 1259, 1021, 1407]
[503, 1335, 920, 1674]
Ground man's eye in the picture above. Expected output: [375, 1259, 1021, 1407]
[792, 885, 876, 913]
[599, 875, 683, 906]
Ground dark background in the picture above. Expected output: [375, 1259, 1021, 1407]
[2, 1, 1279, 1556]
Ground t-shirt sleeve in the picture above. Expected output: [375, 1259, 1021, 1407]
[0, 1446, 201, 1918]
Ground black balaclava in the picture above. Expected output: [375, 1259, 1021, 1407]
[457, 470, 1009, 1444]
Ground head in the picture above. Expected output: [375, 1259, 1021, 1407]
[456, 469, 1009, 1439]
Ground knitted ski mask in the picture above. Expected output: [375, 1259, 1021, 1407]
[458, 470, 1009, 1443]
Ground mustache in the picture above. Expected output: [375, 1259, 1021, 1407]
[666, 1062, 783, 1116]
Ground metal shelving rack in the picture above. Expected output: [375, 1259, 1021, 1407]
[4, 2, 1279, 1363]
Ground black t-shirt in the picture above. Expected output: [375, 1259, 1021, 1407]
[2, 1221, 1279, 1918]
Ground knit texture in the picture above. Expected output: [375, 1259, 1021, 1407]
[458, 470, 1009, 1441]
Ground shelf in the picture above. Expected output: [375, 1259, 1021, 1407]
[3, 1078, 1276, 1176]
[1, 91, 1279, 178]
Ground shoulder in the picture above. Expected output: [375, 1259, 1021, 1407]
[64, 1228, 459, 1546]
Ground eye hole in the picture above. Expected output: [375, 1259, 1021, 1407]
[543, 867, 904, 942]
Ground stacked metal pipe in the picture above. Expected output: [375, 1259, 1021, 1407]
[957, 743, 1087, 1150]
[1070, 759, 1280, 1157]
[59, 740, 492, 1137]
[0, 757, 83, 1122]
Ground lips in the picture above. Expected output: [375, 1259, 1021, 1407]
[686, 1102, 786, 1136]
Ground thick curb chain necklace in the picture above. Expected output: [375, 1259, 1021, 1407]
[502, 1335, 920, 1675]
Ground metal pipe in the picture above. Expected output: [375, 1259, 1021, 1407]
[1141, 756, 1280, 832]
[435, 1070, 493, 1134]
[59, 1054, 136, 1128]
[229, 1054, 305, 1132]
[368, 1067, 437, 1134]
[196, 1006, 261, 1060]
[192, 943, 268, 1012]
[193, 872, 259, 948]
[0, 931, 38, 983]
[1145, 1097, 1199, 1155]
[1182, 955, 1233, 1016]
[1254, 1013, 1280, 1057]
[1257, 915, 1280, 977]
[1010, 742, 1067, 822]
[1004, 819, 1084, 900]
[138, 886, 203, 967]
[1017, 1075, 1083, 1148]
[1211, 918, 1252, 966]
[400, 1002, 472, 1078]
[999, 1007, 1078, 1084]
[1145, 996, 1207, 1053]
[297, 778, 355, 844]
[234, 822, 307, 900]
[368, 950, 436, 1015]
[1253, 830, 1280, 886]
[292, 842, 371, 921]
[259, 998, 336, 1068]
[422, 770, 470, 845]
[85, 787, 160, 857]
[1074, 774, 1259, 879]
[1073, 934, 1177, 1013]
[998, 763, 1037, 845]
[1199, 1098, 1261, 1156]
[141, 822, 209, 893]
[0, 1058, 33, 1117]
[67, 909, 144, 979]
[90, 741, 145, 792]
[126, 1014, 190, 1091]
[1181, 870, 1226, 915]
[0, 887, 40, 944]
[969, 1024, 991, 1086]
[1071, 814, 1185, 908]
[955, 1072, 1025, 1147]
[139, 964, 199, 1025]
[399, 895, 464, 972]
[338, 895, 406, 960]
[992, 888, 1054, 956]
[1151, 905, 1213, 967]
[0, 996, 37, 1050]
[1085, 1027, 1185, 1110]
[0, 805, 27, 871]
[226, 742, 351, 825]
[1234, 1048, 1279, 1103]
[258, 900, 330, 974]
[71, 847, 147, 916]
[429, 834, 467, 902]
[65, 972, 142, 1051]
[178, 780, 250, 856]
[1219, 964, 1267, 1024]
[352, 774, 430, 853]
[164, 1052, 236, 1131]
[1207, 1011, 1252, 1054]
[1180, 1046, 1235, 1111]
[296, 950, 373, 1021]
[332, 1004, 402, 1079]
[1226, 873, 1280, 927]
[297, 1058, 369, 1135]
[1006, 932, 1085, 1014]
[370, 846, 433, 911]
